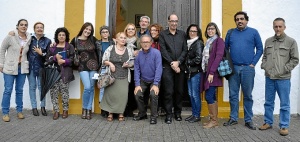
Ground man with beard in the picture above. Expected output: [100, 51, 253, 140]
[137, 16, 151, 38]
[223, 11, 263, 130]
[159, 14, 187, 124]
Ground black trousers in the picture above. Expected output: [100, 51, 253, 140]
[134, 80, 159, 118]
[162, 66, 185, 117]
[124, 70, 137, 116]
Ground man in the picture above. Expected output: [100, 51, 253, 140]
[223, 11, 263, 130]
[137, 16, 151, 38]
[133, 35, 162, 124]
[259, 18, 298, 136]
[159, 14, 187, 124]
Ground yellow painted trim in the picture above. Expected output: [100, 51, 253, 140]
[200, 0, 211, 117]
[94, 0, 107, 114]
[63, 0, 85, 114]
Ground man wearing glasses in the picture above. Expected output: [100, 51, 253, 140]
[133, 35, 162, 124]
[223, 11, 263, 130]
[137, 16, 151, 38]
[159, 14, 187, 124]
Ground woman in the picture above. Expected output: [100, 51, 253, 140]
[184, 24, 204, 123]
[95, 25, 115, 118]
[202, 22, 225, 128]
[101, 32, 134, 121]
[46, 27, 75, 120]
[70, 22, 98, 120]
[0, 19, 31, 122]
[123, 23, 138, 117]
[27, 22, 51, 116]
[149, 23, 165, 115]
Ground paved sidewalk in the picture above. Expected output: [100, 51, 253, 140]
[0, 109, 300, 142]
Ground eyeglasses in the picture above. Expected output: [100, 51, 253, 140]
[141, 41, 151, 44]
[101, 31, 109, 34]
[127, 28, 135, 31]
[150, 29, 158, 32]
[189, 30, 197, 33]
[235, 18, 245, 21]
[169, 20, 178, 23]
[207, 28, 215, 31]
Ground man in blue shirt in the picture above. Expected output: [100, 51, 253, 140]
[223, 11, 263, 130]
[133, 34, 162, 124]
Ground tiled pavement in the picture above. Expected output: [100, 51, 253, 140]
[0, 109, 300, 142]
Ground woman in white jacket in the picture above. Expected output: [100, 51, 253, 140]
[0, 19, 31, 122]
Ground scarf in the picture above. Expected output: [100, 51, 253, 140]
[201, 35, 218, 72]
[126, 36, 137, 49]
[187, 36, 198, 50]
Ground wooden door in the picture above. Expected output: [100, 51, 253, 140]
[152, 0, 199, 31]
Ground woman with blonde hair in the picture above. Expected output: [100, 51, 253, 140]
[101, 32, 134, 121]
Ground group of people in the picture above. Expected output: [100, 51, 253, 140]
[0, 11, 298, 136]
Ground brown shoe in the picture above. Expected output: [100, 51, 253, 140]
[62, 110, 68, 119]
[53, 112, 59, 120]
[259, 123, 272, 130]
[279, 128, 288, 136]
[81, 108, 87, 119]
[86, 110, 92, 120]
[17, 112, 25, 119]
[2, 115, 10, 122]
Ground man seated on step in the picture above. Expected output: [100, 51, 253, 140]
[133, 34, 162, 124]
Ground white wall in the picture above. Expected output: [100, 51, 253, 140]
[242, 0, 300, 114]
[0, 0, 82, 110]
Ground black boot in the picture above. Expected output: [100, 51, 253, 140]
[32, 108, 39, 116]
[81, 108, 87, 119]
[41, 107, 47, 116]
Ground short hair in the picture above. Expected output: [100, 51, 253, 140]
[115, 32, 126, 39]
[140, 16, 150, 23]
[274, 17, 285, 23]
[54, 27, 70, 43]
[76, 22, 94, 40]
[140, 34, 153, 42]
[204, 22, 221, 39]
[16, 19, 28, 29]
[99, 25, 109, 33]
[167, 14, 178, 20]
[234, 11, 249, 21]
[33, 22, 44, 29]
[186, 24, 203, 42]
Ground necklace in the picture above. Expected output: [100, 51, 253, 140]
[116, 46, 125, 51]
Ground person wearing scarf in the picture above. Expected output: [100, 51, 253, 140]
[184, 24, 204, 123]
[201, 22, 225, 128]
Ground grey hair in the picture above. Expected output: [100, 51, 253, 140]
[140, 16, 150, 23]
[140, 34, 153, 42]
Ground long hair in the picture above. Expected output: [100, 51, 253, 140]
[76, 22, 94, 40]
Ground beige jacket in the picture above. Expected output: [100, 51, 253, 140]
[0, 30, 31, 75]
[261, 34, 299, 79]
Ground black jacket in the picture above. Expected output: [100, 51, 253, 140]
[185, 39, 204, 78]
[95, 39, 115, 67]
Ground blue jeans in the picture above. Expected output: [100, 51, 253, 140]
[99, 67, 106, 102]
[80, 71, 97, 110]
[187, 73, 201, 117]
[228, 65, 255, 122]
[1, 67, 27, 115]
[264, 77, 290, 128]
[205, 86, 217, 104]
[27, 71, 45, 108]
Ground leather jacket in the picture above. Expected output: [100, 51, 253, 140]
[28, 34, 51, 76]
[185, 39, 204, 78]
